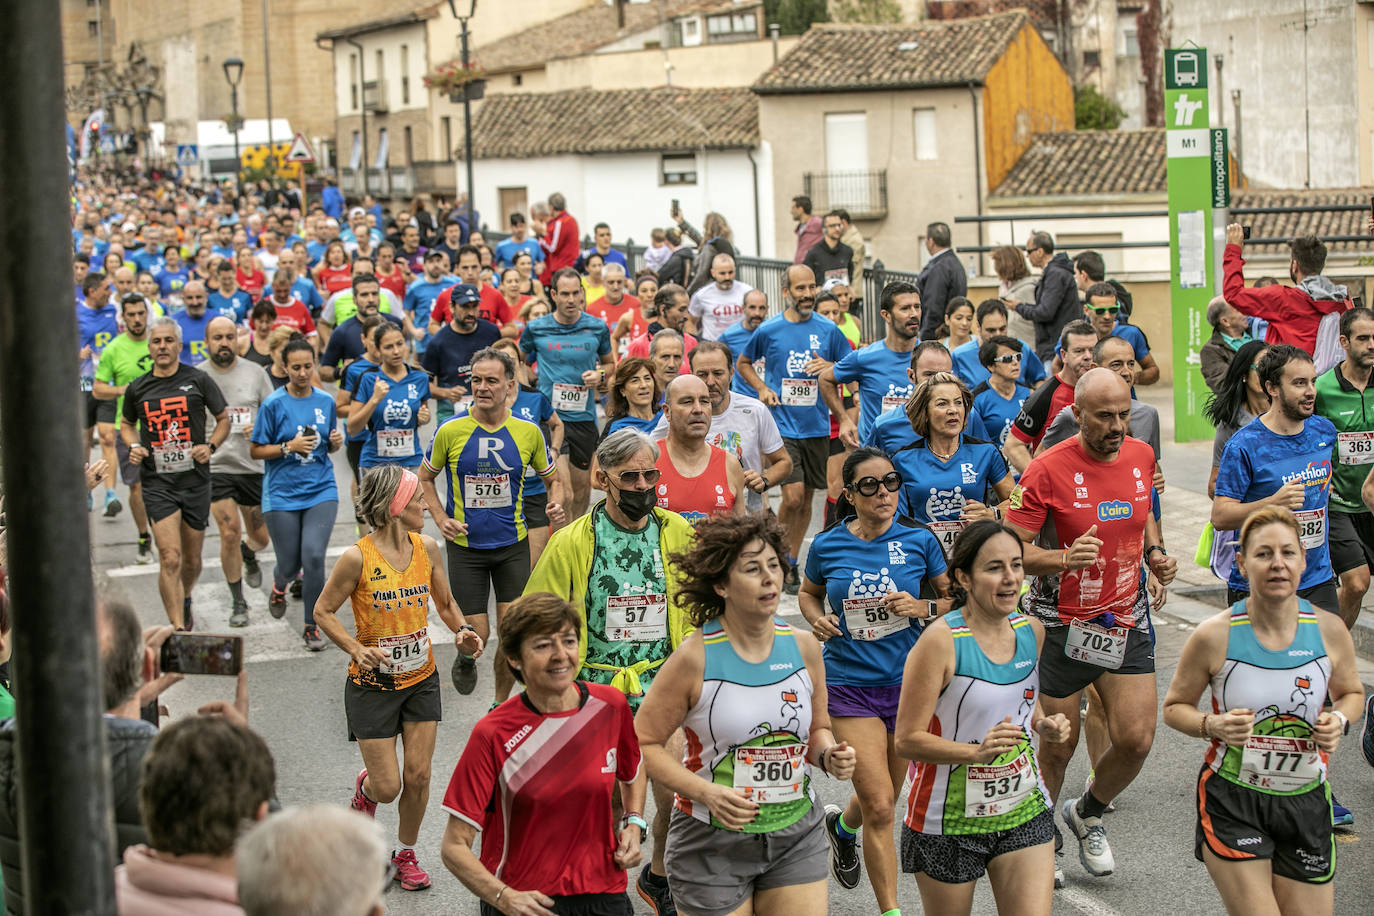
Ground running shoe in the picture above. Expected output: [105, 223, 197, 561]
[1060, 795, 1114, 877]
[302, 625, 326, 651]
[290, 576, 303, 599]
[636, 865, 676, 916]
[241, 542, 262, 589]
[350, 768, 377, 817]
[1333, 797, 1354, 828]
[783, 565, 800, 596]
[390, 848, 431, 891]
[1362, 693, 1374, 768]
[103, 491, 122, 518]
[135, 536, 154, 565]
[824, 803, 862, 889]
[268, 586, 287, 619]
[452, 655, 478, 695]
[229, 599, 249, 628]
[1054, 866, 1064, 889]
[1084, 773, 1116, 814]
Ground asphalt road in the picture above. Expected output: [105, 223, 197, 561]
[89, 433, 1374, 916]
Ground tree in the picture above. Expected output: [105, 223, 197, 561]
[1074, 85, 1127, 131]
[830, 0, 902, 24]
[764, 0, 829, 35]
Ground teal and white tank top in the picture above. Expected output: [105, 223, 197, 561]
[1205, 601, 1331, 795]
[904, 610, 1050, 835]
[676, 617, 815, 833]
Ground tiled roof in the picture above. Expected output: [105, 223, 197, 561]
[751, 10, 1028, 94]
[469, 0, 751, 74]
[467, 87, 758, 159]
[1235, 188, 1374, 255]
[989, 129, 1166, 199]
[316, 4, 440, 41]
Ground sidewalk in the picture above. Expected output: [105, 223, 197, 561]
[1140, 386, 1374, 666]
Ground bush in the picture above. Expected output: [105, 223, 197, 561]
[1075, 85, 1126, 131]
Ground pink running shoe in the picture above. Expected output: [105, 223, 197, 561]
[391, 848, 432, 890]
[350, 769, 377, 817]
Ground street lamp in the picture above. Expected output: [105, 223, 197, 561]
[222, 56, 245, 199]
[135, 86, 151, 162]
[446, 0, 478, 232]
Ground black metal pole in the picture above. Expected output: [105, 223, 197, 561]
[461, 18, 475, 227]
[231, 84, 242, 201]
[0, 1, 116, 913]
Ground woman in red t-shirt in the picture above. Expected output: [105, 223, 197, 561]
[313, 241, 352, 295]
[374, 242, 409, 300]
[235, 245, 266, 299]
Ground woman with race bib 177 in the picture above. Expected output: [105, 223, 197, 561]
[892, 373, 1013, 559]
[799, 447, 950, 916]
[636, 514, 857, 916]
[1164, 506, 1362, 916]
[895, 521, 1071, 916]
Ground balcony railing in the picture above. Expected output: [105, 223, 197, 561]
[802, 169, 888, 220]
[338, 161, 457, 198]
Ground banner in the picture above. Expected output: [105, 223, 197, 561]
[1165, 48, 1219, 442]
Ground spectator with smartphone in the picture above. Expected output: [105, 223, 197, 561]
[1223, 223, 1350, 354]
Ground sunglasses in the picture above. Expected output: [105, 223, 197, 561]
[849, 471, 902, 497]
[992, 353, 1022, 365]
[613, 468, 662, 487]
[1089, 306, 1119, 315]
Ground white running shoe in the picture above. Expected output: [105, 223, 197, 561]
[1060, 795, 1114, 877]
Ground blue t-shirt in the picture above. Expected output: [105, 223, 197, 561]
[420, 321, 501, 390]
[494, 237, 542, 271]
[511, 385, 555, 497]
[1214, 415, 1337, 593]
[951, 339, 1045, 390]
[606, 412, 662, 436]
[321, 313, 403, 375]
[291, 278, 324, 313]
[76, 302, 120, 388]
[174, 307, 236, 366]
[893, 437, 1010, 556]
[831, 340, 916, 445]
[341, 358, 378, 443]
[718, 319, 761, 397]
[251, 387, 339, 512]
[354, 367, 431, 469]
[804, 518, 946, 686]
[128, 248, 164, 276]
[402, 275, 458, 353]
[743, 312, 851, 439]
[156, 266, 191, 302]
[865, 403, 989, 455]
[519, 312, 612, 424]
[971, 382, 1031, 447]
[305, 240, 327, 267]
[208, 289, 254, 324]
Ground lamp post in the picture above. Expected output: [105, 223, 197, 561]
[135, 86, 151, 163]
[447, 0, 477, 231]
[222, 56, 245, 199]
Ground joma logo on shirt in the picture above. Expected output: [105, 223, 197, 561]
[504, 724, 532, 753]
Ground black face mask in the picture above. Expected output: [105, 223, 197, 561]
[611, 483, 656, 522]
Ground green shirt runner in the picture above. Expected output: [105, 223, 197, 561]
[94, 333, 152, 430]
[1314, 362, 1374, 512]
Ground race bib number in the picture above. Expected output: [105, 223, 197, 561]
[1240, 735, 1323, 792]
[964, 751, 1035, 817]
[153, 443, 193, 473]
[1337, 431, 1374, 466]
[1294, 508, 1325, 549]
[227, 406, 252, 433]
[605, 593, 667, 642]
[882, 394, 908, 413]
[781, 378, 817, 407]
[377, 428, 415, 458]
[463, 473, 512, 509]
[377, 627, 431, 675]
[824, 268, 849, 285]
[1064, 618, 1129, 669]
[553, 383, 591, 414]
[733, 744, 805, 803]
[928, 519, 967, 557]
[80, 375, 94, 393]
[842, 595, 906, 641]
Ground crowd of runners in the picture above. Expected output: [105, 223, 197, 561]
[38, 171, 1374, 916]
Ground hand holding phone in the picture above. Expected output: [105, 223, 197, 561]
[160, 633, 244, 676]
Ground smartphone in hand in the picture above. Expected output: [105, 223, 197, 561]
[160, 633, 244, 676]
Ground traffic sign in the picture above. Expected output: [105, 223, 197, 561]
[175, 144, 198, 167]
[284, 132, 315, 163]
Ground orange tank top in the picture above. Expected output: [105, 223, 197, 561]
[654, 445, 733, 525]
[348, 531, 435, 690]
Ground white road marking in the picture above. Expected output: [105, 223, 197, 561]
[1058, 887, 1128, 916]
[106, 545, 350, 578]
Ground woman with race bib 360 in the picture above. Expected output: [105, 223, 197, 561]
[895, 521, 1071, 916]
[313, 465, 484, 893]
[636, 514, 856, 916]
[799, 447, 949, 916]
[892, 373, 1013, 558]
[348, 323, 431, 470]
[1163, 506, 1362, 916]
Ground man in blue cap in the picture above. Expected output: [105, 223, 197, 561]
[422, 283, 502, 425]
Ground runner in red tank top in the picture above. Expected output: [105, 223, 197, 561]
[652, 376, 746, 524]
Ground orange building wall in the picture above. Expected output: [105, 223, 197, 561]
[981, 23, 1074, 191]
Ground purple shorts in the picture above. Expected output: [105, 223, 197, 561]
[827, 683, 903, 733]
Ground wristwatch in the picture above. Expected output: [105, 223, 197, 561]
[619, 813, 648, 842]
[208, 442, 218, 454]
[1333, 710, 1350, 735]
[1144, 545, 1167, 563]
